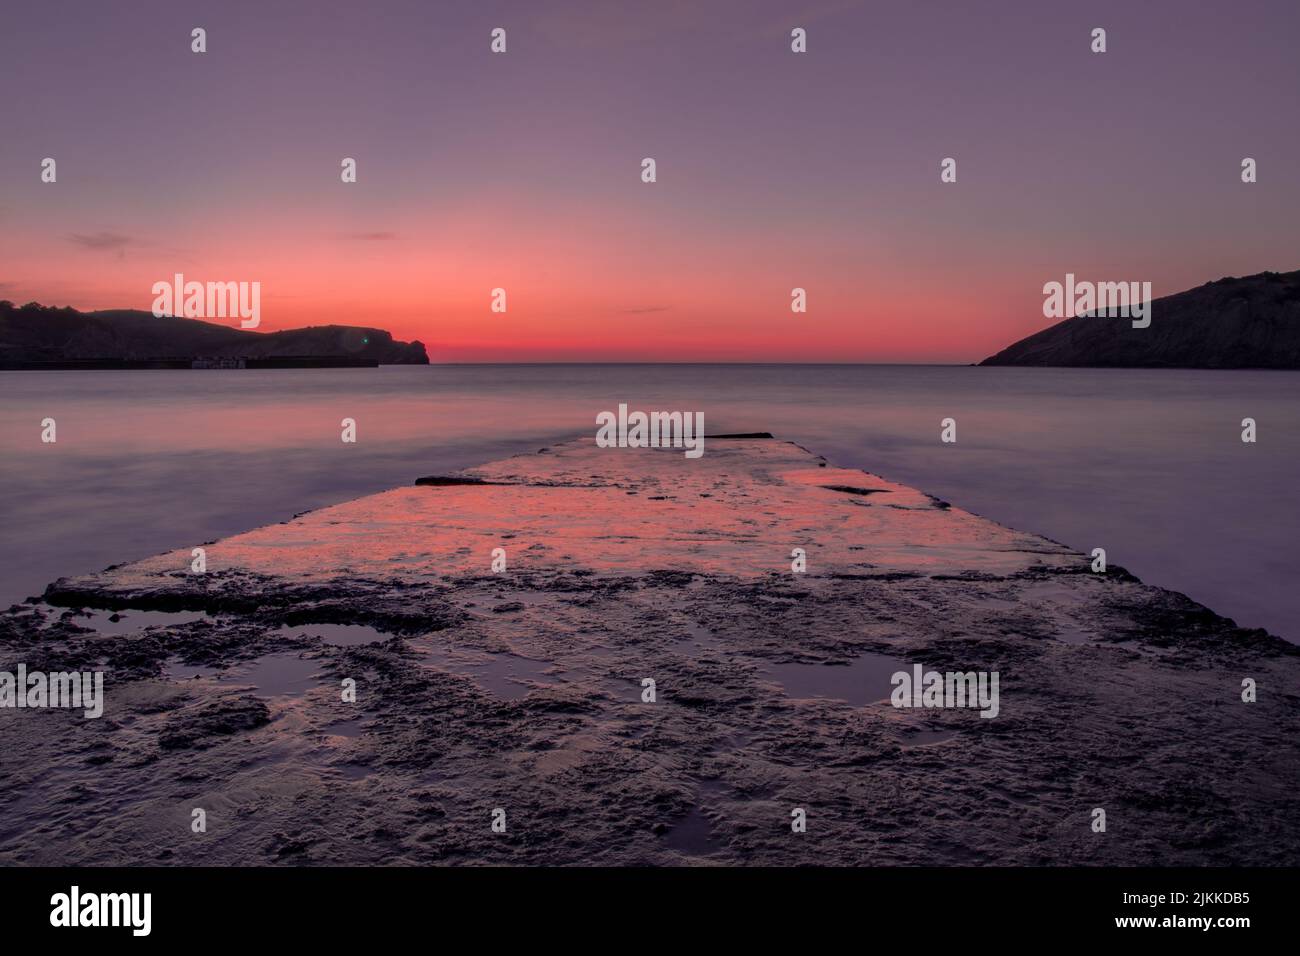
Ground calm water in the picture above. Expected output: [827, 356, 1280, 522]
[1, 365, 1296, 642]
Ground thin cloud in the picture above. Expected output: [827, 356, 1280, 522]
[68, 231, 137, 252]
[621, 306, 670, 314]
[343, 231, 400, 241]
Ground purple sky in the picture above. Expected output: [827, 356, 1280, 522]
[2, 0, 1297, 360]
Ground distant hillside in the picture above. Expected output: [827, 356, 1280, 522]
[980, 270, 1300, 369]
[0, 302, 428, 366]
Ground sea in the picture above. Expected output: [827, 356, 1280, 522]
[2, 364, 1296, 642]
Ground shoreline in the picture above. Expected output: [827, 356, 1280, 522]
[2, 435, 1296, 865]
[0, 357, 382, 370]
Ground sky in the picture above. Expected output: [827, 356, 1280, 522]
[2, 0, 1298, 362]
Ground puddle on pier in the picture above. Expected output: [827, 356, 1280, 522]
[51, 606, 211, 635]
[163, 652, 321, 699]
[662, 805, 722, 856]
[419, 643, 559, 700]
[272, 622, 390, 647]
[901, 727, 960, 748]
[324, 718, 366, 739]
[767, 651, 907, 707]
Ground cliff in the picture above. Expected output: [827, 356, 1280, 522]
[0, 301, 428, 366]
[980, 270, 1300, 368]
